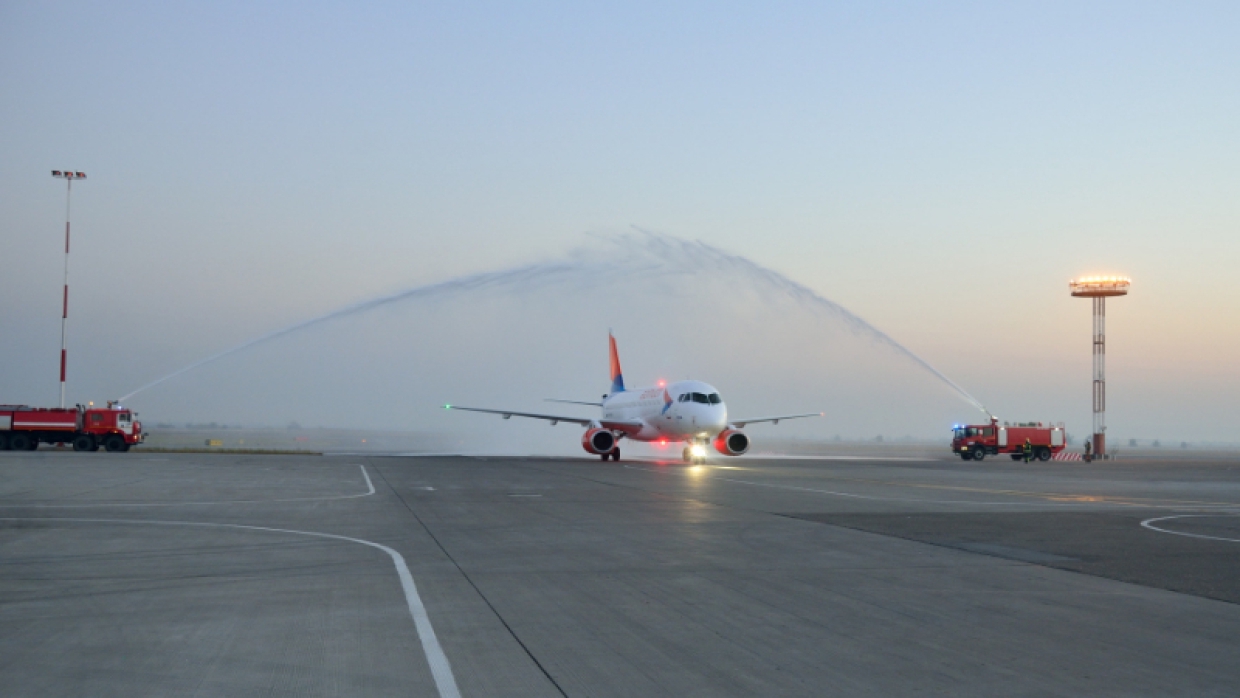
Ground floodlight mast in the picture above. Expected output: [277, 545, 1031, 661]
[1069, 276, 1130, 457]
[51, 170, 86, 408]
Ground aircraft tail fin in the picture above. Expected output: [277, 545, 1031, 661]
[609, 332, 625, 394]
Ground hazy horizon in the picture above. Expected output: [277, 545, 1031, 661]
[3, 2, 1237, 448]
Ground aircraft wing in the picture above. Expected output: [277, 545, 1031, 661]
[730, 412, 823, 428]
[445, 405, 593, 426]
[445, 405, 646, 435]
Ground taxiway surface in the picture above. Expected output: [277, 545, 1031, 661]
[2, 450, 1239, 696]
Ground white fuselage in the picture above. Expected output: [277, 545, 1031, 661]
[602, 379, 728, 443]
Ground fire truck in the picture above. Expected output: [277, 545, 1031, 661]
[951, 417, 1065, 462]
[0, 404, 145, 452]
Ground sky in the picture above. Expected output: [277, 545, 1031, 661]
[1, 1, 1237, 447]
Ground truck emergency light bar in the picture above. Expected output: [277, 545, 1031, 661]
[51, 171, 87, 179]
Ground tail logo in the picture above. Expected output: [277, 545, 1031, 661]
[609, 333, 625, 394]
[608, 332, 627, 394]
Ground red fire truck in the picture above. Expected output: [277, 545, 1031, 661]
[951, 417, 1066, 462]
[0, 404, 145, 452]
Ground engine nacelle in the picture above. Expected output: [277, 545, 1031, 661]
[582, 428, 616, 455]
[713, 429, 749, 456]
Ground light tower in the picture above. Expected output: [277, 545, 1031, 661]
[1069, 275, 1130, 457]
[51, 170, 87, 408]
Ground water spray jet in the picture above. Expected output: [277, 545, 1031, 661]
[119, 232, 988, 416]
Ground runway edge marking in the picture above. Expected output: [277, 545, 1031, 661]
[0, 516, 460, 698]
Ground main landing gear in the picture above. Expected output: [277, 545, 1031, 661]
[600, 447, 620, 462]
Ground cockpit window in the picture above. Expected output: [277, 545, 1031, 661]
[678, 394, 688, 402]
[691, 393, 709, 403]
[708, 393, 721, 404]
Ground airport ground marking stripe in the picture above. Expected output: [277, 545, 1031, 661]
[366, 463, 570, 698]
[358, 464, 376, 496]
[0, 464, 376, 509]
[620, 464, 1237, 509]
[0, 516, 461, 698]
[1140, 515, 1240, 543]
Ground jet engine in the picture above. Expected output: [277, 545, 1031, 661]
[581, 428, 616, 455]
[713, 429, 750, 456]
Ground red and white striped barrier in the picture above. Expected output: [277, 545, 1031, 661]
[1052, 452, 1084, 461]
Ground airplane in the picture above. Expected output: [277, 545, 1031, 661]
[445, 333, 822, 463]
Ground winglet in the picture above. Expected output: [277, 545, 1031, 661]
[609, 332, 625, 393]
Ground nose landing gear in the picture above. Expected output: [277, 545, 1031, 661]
[682, 442, 707, 465]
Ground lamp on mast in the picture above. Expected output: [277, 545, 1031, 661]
[1069, 275, 1130, 458]
[51, 170, 87, 408]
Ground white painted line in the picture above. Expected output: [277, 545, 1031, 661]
[1141, 514, 1240, 543]
[0, 516, 461, 698]
[0, 464, 376, 509]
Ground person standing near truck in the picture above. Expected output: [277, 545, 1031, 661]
[1084, 439, 1093, 462]
[1023, 438, 1033, 463]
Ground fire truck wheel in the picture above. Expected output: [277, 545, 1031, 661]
[1010, 454, 1022, 461]
[9, 434, 32, 451]
[972, 450, 986, 461]
[1038, 448, 1052, 461]
[104, 435, 126, 452]
[0, 433, 9, 450]
[72, 435, 95, 452]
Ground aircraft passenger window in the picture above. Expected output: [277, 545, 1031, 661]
[708, 393, 721, 404]
[692, 393, 709, 403]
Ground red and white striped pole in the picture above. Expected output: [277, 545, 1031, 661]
[51, 170, 86, 409]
